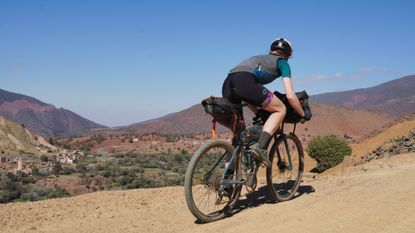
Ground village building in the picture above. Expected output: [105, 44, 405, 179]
[17, 158, 23, 171]
[10, 158, 32, 175]
[56, 150, 85, 164]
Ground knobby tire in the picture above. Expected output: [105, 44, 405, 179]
[184, 139, 241, 223]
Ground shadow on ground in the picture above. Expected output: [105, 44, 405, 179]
[195, 184, 315, 224]
[231, 184, 315, 215]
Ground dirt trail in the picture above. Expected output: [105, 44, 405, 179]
[1, 153, 415, 233]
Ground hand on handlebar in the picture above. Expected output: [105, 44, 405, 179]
[301, 107, 312, 123]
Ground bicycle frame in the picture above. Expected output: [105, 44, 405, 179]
[221, 132, 245, 186]
[221, 130, 260, 187]
[186, 95, 307, 222]
[205, 123, 298, 188]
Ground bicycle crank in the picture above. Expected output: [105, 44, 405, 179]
[245, 173, 257, 193]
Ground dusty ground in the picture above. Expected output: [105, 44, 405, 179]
[1, 153, 414, 233]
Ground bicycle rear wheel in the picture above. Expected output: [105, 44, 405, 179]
[266, 133, 304, 202]
[184, 139, 241, 223]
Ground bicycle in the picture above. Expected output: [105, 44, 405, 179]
[184, 91, 311, 223]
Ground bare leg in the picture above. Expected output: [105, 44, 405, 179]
[262, 94, 287, 135]
[250, 94, 286, 167]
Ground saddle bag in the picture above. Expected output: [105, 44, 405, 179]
[201, 97, 242, 130]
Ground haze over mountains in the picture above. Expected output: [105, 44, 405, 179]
[311, 75, 415, 117]
[122, 102, 391, 138]
[0, 89, 106, 138]
[0, 75, 413, 139]
[124, 75, 413, 135]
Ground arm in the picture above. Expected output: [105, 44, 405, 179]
[282, 77, 305, 117]
[277, 59, 305, 117]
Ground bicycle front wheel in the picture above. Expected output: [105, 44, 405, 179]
[184, 139, 241, 223]
[267, 133, 304, 202]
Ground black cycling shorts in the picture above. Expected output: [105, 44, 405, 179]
[222, 72, 272, 108]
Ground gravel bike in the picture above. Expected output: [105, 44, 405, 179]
[184, 91, 310, 223]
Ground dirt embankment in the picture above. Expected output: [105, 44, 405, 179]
[1, 152, 415, 233]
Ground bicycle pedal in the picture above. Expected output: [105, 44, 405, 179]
[215, 196, 224, 205]
[221, 188, 233, 198]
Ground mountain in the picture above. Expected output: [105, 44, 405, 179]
[126, 103, 214, 134]
[311, 75, 415, 117]
[119, 76, 415, 137]
[118, 101, 392, 141]
[0, 116, 55, 154]
[0, 89, 106, 138]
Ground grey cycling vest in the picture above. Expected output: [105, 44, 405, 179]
[229, 54, 283, 78]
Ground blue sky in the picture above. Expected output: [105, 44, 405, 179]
[1, 0, 414, 126]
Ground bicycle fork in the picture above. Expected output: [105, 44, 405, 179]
[276, 135, 294, 171]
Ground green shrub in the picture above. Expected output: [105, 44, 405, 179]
[40, 155, 49, 163]
[61, 167, 76, 175]
[306, 135, 352, 173]
[100, 170, 112, 178]
[32, 167, 40, 176]
[46, 186, 70, 199]
[116, 176, 133, 186]
[48, 138, 55, 145]
[76, 163, 87, 173]
[38, 169, 50, 177]
[0, 190, 20, 203]
[21, 176, 36, 184]
[52, 161, 62, 176]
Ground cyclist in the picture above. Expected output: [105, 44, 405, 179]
[222, 38, 305, 167]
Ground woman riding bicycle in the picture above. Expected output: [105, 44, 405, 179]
[222, 38, 305, 167]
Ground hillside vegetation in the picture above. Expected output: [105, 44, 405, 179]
[1, 152, 414, 233]
[0, 116, 55, 154]
[1, 98, 415, 232]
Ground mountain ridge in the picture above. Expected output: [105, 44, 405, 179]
[109, 101, 392, 141]
[0, 89, 107, 138]
[311, 75, 415, 117]
[122, 75, 413, 135]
